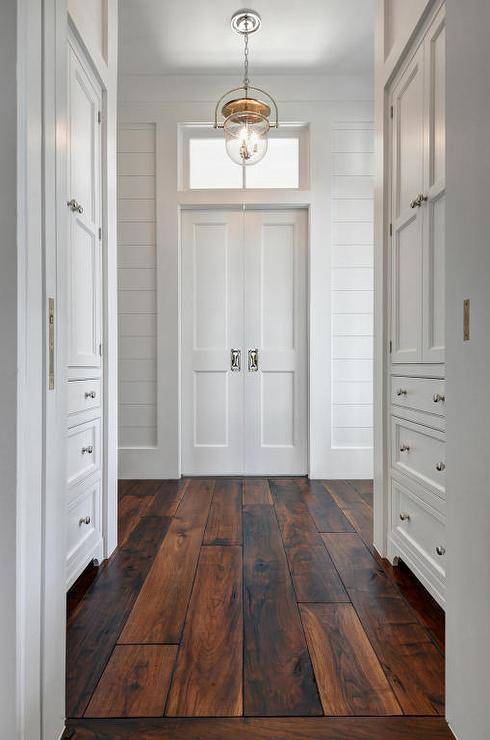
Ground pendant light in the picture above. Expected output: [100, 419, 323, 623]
[214, 10, 279, 166]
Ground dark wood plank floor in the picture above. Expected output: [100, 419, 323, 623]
[65, 478, 451, 739]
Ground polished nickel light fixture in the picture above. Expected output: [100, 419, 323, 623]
[214, 9, 279, 166]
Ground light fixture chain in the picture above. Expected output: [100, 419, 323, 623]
[243, 25, 249, 91]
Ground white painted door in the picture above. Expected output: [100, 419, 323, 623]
[244, 210, 308, 474]
[181, 211, 244, 475]
[391, 45, 425, 363]
[66, 42, 102, 374]
[181, 209, 307, 475]
[422, 4, 446, 363]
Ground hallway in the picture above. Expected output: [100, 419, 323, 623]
[65, 478, 450, 738]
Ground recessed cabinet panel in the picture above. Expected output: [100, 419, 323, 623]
[193, 224, 228, 350]
[391, 215, 422, 362]
[424, 193, 445, 361]
[394, 48, 425, 221]
[68, 220, 101, 368]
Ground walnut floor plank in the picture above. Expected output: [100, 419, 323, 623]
[322, 533, 399, 598]
[66, 515, 172, 717]
[144, 478, 190, 518]
[296, 479, 354, 532]
[85, 645, 177, 718]
[285, 543, 349, 603]
[323, 480, 364, 508]
[300, 604, 401, 716]
[118, 480, 164, 547]
[166, 547, 242, 717]
[342, 501, 374, 550]
[243, 505, 322, 717]
[349, 591, 444, 715]
[119, 479, 214, 644]
[347, 480, 374, 508]
[65, 716, 454, 739]
[243, 478, 273, 506]
[269, 478, 322, 547]
[203, 479, 242, 546]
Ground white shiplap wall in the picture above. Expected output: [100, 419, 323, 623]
[118, 123, 157, 447]
[331, 122, 374, 449]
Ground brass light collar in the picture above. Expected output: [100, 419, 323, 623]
[221, 97, 271, 119]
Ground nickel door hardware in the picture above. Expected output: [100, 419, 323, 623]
[79, 516, 91, 526]
[433, 393, 445, 403]
[396, 388, 407, 396]
[248, 348, 258, 372]
[399, 444, 410, 453]
[48, 297, 55, 390]
[67, 198, 83, 214]
[435, 545, 446, 556]
[399, 512, 411, 521]
[435, 461, 446, 472]
[231, 348, 241, 372]
[81, 445, 94, 455]
[85, 390, 97, 399]
[409, 193, 428, 209]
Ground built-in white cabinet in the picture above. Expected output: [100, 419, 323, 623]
[65, 37, 104, 590]
[391, 4, 446, 366]
[388, 2, 446, 608]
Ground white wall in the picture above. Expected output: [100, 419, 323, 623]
[118, 74, 374, 479]
[1, 3, 18, 736]
[118, 123, 158, 448]
[446, 2, 490, 737]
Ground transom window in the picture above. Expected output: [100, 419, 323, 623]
[180, 124, 309, 190]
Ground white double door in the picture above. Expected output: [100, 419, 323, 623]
[182, 209, 307, 475]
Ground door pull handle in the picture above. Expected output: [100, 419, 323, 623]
[248, 348, 258, 372]
[231, 348, 241, 372]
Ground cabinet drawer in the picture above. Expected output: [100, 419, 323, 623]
[391, 416, 445, 498]
[67, 418, 101, 488]
[67, 379, 101, 417]
[66, 480, 101, 565]
[392, 478, 446, 579]
[391, 376, 445, 429]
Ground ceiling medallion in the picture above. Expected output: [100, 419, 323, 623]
[214, 9, 279, 166]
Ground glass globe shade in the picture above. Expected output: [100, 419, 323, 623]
[224, 111, 269, 166]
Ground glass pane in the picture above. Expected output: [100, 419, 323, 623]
[245, 138, 299, 189]
[189, 138, 243, 189]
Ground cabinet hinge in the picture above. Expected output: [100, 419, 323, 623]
[97, 110, 101, 124]
[390, 105, 394, 119]
[99, 342, 103, 357]
[98, 226, 102, 241]
[389, 340, 393, 354]
[389, 223, 393, 236]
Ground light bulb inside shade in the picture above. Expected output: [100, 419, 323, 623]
[224, 112, 269, 166]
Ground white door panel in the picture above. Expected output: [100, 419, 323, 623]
[181, 211, 244, 474]
[423, 5, 446, 363]
[181, 209, 307, 475]
[67, 44, 101, 372]
[244, 210, 307, 475]
[391, 45, 425, 364]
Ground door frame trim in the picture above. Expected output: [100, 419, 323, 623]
[178, 204, 311, 477]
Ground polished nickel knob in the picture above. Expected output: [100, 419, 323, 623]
[248, 348, 258, 372]
[79, 515, 91, 526]
[436, 545, 446, 556]
[399, 512, 411, 521]
[230, 348, 241, 372]
[396, 388, 407, 397]
[85, 390, 96, 399]
[81, 445, 94, 455]
[410, 193, 428, 209]
[67, 198, 83, 214]
[399, 444, 410, 453]
[436, 461, 446, 472]
[433, 393, 445, 403]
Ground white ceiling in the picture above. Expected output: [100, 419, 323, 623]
[118, 0, 375, 76]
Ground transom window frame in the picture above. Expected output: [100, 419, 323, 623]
[179, 122, 310, 192]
